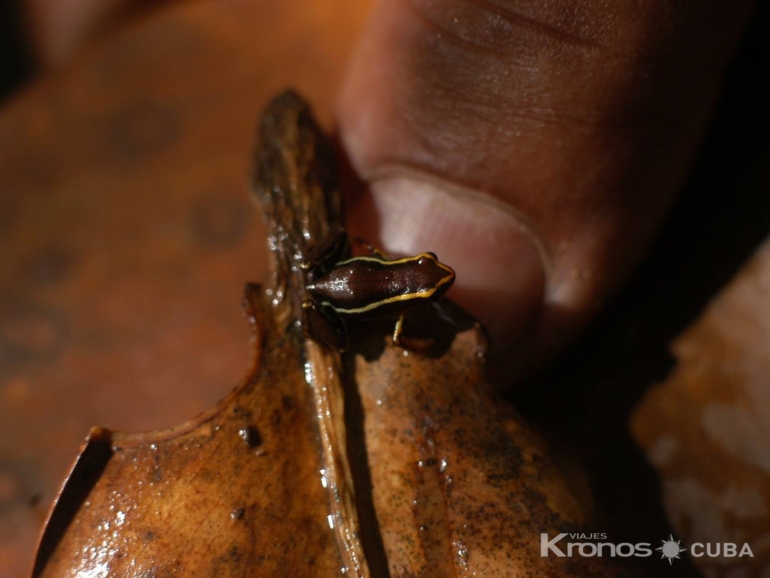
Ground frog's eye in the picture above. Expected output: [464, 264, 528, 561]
[416, 252, 438, 264]
[418, 252, 439, 265]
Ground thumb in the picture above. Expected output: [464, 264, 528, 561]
[337, 0, 755, 379]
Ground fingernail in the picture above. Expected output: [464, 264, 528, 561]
[348, 172, 547, 349]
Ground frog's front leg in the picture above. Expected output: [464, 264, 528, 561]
[391, 313, 436, 354]
[392, 314, 405, 347]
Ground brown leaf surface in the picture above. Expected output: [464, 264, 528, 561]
[34, 285, 346, 576]
[30, 92, 648, 576]
[355, 318, 641, 577]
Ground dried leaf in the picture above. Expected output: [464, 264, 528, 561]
[33, 92, 646, 577]
[33, 92, 365, 577]
[350, 311, 642, 576]
[633, 239, 770, 575]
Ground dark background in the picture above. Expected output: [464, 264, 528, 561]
[0, 2, 31, 101]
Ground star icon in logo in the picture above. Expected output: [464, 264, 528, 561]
[656, 534, 686, 565]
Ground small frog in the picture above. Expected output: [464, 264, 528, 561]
[300, 229, 456, 351]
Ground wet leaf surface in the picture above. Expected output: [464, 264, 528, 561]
[353, 317, 642, 576]
[32, 92, 646, 576]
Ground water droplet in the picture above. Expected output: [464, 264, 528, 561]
[239, 425, 262, 448]
[454, 540, 469, 567]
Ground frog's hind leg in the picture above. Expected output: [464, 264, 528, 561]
[302, 300, 349, 351]
[300, 228, 349, 274]
[352, 237, 389, 260]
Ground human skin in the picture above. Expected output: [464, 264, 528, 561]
[25, 0, 759, 384]
[337, 0, 757, 383]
